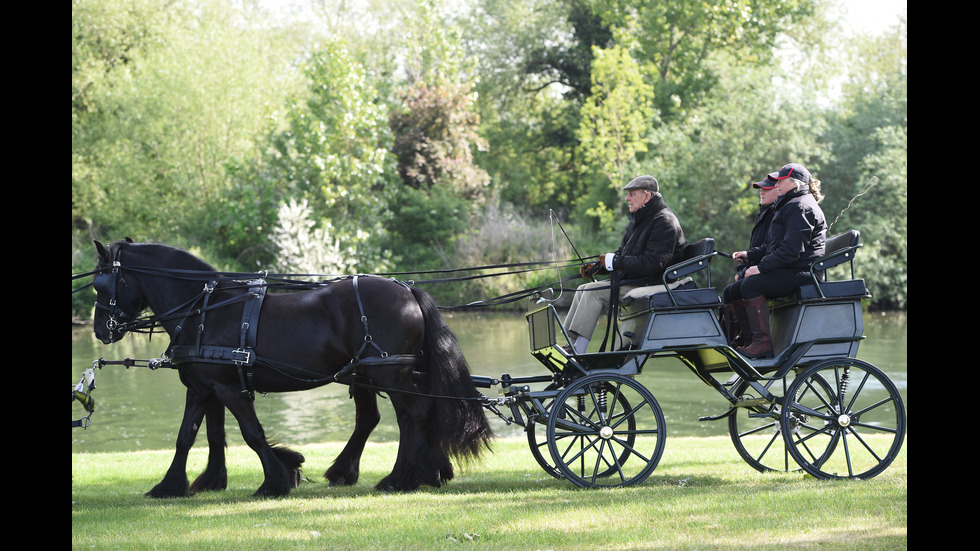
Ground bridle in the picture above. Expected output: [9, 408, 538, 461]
[92, 245, 270, 347]
[93, 249, 132, 343]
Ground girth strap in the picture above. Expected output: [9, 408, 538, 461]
[170, 345, 254, 365]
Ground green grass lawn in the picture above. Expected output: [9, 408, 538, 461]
[72, 436, 907, 550]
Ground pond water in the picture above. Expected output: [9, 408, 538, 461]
[71, 310, 907, 453]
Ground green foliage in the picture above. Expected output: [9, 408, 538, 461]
[520, 0, 614, 101]
[72, 0, 303, 252]
[260, 41, 397, 273]
[575, 44, 655, 230]
[386, 185, 471, 264]
[390, 81, 490, 198]
[385, 0, 490, 271]
[467, 0, 616, 214]
[597, 0, 818, 118]
[270, 198, 348, 275]
[71, 0, 907, 310]
[814, 20, 907, 308]
[644, 53, 827, 257]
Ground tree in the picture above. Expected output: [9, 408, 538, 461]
[597, 0, 818, 118]
[815, 19, 907, 308]
[466, 0, 818, 211]
[642, 52, 826, 259]
[72, 0, 303, 250]
[467, 0, 613, 212]
[258, 41, 397, 273]
[385, 0, 490, 268]
[575, 44, 655, 232]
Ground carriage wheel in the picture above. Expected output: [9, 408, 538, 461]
[546, 374, 665, 488]
[781, 358, 906, 480]
[728, 374, 835, 473]
[527, 419, 562, 478]
[525, 393, 562, 479]
[728, 377, 794, 473]
[527, 385, 637, 480]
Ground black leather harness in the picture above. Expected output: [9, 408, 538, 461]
[168, 275, 419, 401]
[170, 279, 267, 399]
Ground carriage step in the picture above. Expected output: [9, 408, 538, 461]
[735, 397, 770, 408]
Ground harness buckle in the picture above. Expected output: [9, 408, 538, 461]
[232, 348, 252, 365]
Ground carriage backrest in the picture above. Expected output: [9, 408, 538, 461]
[619, 238, 720, 314]
[663, 238, 716, 286]
[800, 229, 867, 300]
[814, 230, 861, 278]
[771, 229, 867, 360]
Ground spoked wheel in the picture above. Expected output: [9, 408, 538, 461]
[782, 358, 906, 480]
[528, 384, 638, 480]
[728, 375, 835, 473]
[525, 392, 562, 479]
[728, 377, 795, 473]
[546, 374, 665, 488]
[527, 419, 562, 478]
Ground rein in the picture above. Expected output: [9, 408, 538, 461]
[98, 259, 424, 401]
[74, 249, 588, 427]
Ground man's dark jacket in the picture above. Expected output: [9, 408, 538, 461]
[611, 194, 686, 286]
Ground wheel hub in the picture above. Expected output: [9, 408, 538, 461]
[837, 414, 851, 427]
[599, 426, 614, 439]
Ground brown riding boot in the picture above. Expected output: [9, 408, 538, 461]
[737, 296, 773, 359]
[728, 301, 749, 348]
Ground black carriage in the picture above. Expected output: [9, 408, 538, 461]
[473, 230, 906, 488]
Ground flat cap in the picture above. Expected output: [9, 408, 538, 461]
[622, 175, 659, 193]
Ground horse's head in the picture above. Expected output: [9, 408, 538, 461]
[92, 239, 147, 344]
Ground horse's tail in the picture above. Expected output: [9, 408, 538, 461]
[411, 286, 493, 460]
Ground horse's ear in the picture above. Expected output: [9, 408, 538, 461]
[125, 237, 134, 243]
[94, 240, 108, 262]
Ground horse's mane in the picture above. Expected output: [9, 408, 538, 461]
[110, 240, 219, 273]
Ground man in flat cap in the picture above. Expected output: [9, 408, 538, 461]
[564, 175, 686, 354]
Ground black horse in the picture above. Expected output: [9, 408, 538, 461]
[92, 239, 492, 497]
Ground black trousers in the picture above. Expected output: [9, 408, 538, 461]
[723, 268, 810, 302]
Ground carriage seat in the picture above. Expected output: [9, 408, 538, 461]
[795, 279, 868, 300]
[782, 230, 870, 303]
[620, 277, 695, 307]
[620, 238, 721, 313]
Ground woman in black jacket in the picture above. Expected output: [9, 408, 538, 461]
[724, 175, 779, 346]
[727, 163, 827, 359]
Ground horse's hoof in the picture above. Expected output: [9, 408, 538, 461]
[190, 468, 228, 493]
[375, 475, 419, 493]
[253, 474, 296, 497]
[375, 482, 399, 493]
[253, 486, 291, 498]
[325, 468, 359, 487]
[328, 476, 354, 487]
[145, 482, 191, 499]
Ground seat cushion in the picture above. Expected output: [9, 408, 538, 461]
[796, 279, 869, 300]
[649, 287, 721, 309]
